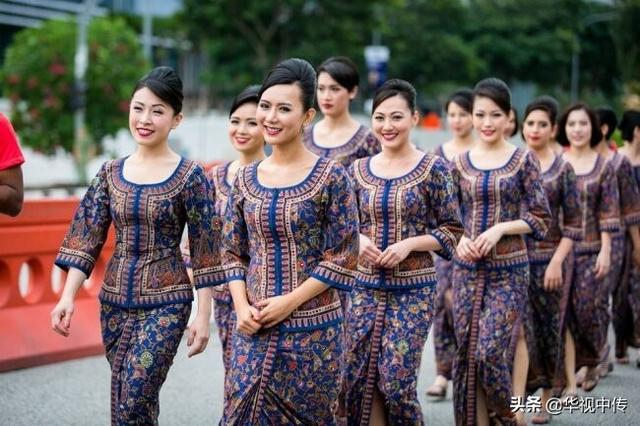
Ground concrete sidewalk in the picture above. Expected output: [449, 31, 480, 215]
[1, 324, 639, 425]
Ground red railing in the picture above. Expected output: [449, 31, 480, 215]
[0, 199, 114, 371]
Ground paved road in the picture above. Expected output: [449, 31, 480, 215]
[1, 319, 638, 425]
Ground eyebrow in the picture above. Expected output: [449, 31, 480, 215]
[260, 100, 293, 107]
[132, 101, 166, 108]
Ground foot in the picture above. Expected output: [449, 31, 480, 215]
[515, 412, 527, 426]
[616, 356, 629, 364]
[425, 380, 447, 399]
[531, 410, 551, 424]
[582, 367, 599, 392]
[575, 367, 586, 387]
[597, 360, 613, 378]
[561, 389, 578, 406]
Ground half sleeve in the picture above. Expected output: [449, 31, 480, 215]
[222, 171, 249, 282]
[560, 162, 583, 240]
[426, 157, 463, 260]
[617, 157, 640, 227]
[521, 152, 551, 241]
[55, 162, 112, 276]
[310, 164, 359, 291]
[184, 165, 226, 289]
[598, 162, 621, 233]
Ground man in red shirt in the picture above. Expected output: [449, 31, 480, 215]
[0, 113, 24, 216]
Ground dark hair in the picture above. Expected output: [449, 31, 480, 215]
[596, 107, 618, 140]
[229, 85, 261, 117]
[521, 97, 558, 140]
[556, 103, 602, 147]
[619, 110, 640, 141]
[260, 58, 316, 110]
[132, 66, 183, 114]
[316, 56, 359, 92]
[372, 79, 417, 113]
[507, 107, 519, 137]
[473, 77, 511, 114]
[445, 88, 473, 114]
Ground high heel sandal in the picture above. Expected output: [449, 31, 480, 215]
[582, 367, 599, 392]
[425, 382, 447, 399]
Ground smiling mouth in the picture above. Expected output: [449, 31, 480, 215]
[264, 126, 282, 136]
[381, 133, 397, 141]
[137, 128, 153, 137]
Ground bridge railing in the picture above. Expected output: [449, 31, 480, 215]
[0, 198, 114, 371]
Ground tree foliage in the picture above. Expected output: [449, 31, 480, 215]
[1, 17, 147, 155]
[179, 0, 628, 107]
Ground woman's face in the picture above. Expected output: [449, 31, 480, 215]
[228, 102, 263, 155]
[565, 109, 592, 149]
[447, 101, 473, 139]
[256, 83, 314, 146]
[523, 109, 554, 150]
[371, 95, 418, 151]
[129, 87, 182, 147]
[472, 96, 508, 145]
[316, 72, 354, 118]
[504, 109, 517, 138]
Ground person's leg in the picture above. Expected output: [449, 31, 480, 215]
[512, 325, 529, 425]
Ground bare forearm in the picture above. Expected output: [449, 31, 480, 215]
[497, 219, 532, 236]
[288, 278, 329, 310]
[195, 287, 212, 317]
[629, 225, 640, 250]
[550, 237, 574, 265]
[229, 280, 250, 310]
[60, 267, 88, 301]
[600, 232, 612, 254]
[404, 235, 441, 252]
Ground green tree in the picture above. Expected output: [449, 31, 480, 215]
[612, 0, 640, 104]
[2, 17, 147, 177]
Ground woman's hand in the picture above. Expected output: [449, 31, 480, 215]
[254, 295, 297, 329]
[594, 248, 611, 279]
[236, 304, 262, 335]
[543, 259, 563, 291]
[50, 297, 74, 337]
[474, 224, 504, 257]
[456, 236, 481, 262]
[186, 313, 210, 357]
[359, 234, 382, 265]
[377, 240, 413, 269]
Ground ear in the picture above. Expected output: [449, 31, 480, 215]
[303, 108, 316, 127]
[172, 112, 184, 129]
[411, 110, 420, 127]
[601, 124, 608, 139]
[349, 85, 358, 100]
[551, 124, 558, 139]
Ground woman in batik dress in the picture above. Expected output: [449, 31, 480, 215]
[221, 58, 359, 425]
[594, 108, 640, 375]
[183, 85, 266, 385]
[303, 56, 380, 168]
[428, 88, 475, 399]
[51, 67, 225, 425]
[521, 98, 582, 424]
[451, 78, 551, 426]
[558, 103, 620, 395]
[614, 110, 640, 367]
[343, 79, 463, 425]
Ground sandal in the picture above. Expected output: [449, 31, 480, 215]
[582, 367, 599, 392]
[425, 382, 447, 399]
[531, 410, 551, 424]
[616, 356, 629, 364]
[561, 392, 578, 406]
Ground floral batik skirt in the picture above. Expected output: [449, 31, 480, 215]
[433, 257, 456, 380]
[223, 323, 342, 425]
[452, 262, 528, 426]
[525, 254, 573, 392]
[343, 286, 435, 425]
[613, 239, 640, 357]
[567, 253, 609, 369]
[100, 302, 191, 426]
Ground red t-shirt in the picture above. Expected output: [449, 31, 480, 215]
[0, 113, 25, 171]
